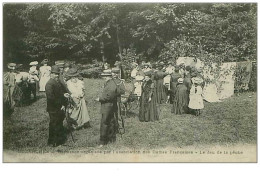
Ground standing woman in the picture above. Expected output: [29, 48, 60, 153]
[170, 67, 181, 104]
[139, 71, 159, 122]
[154, 62, 167, 104]
[39, 59, 51, 92]
[4, 63, 17, 118]
[66, 68, 91, 129]
[172, 78, 189, 115]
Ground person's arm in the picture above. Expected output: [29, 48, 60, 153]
[34, 75, 39, 82]
[4, 72, 10, 85]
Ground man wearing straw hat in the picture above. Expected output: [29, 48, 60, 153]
[45, 65, 68, 147]
[96, 68, 125, 147]
[4, 63, 17, 118]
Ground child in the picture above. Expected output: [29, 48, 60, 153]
[188, 77, 204, 116]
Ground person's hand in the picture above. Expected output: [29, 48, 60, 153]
[64, 93, 70, 98]
[95, 98, 100, 102]
[148, 97, 151, 102]
[61, 106, 65, 111]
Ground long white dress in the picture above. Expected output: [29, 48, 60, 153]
[67, 79, 90, 127]
[39, 65, 51, 91]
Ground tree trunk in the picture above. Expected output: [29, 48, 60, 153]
[100, 41, 105, 63]
[116, 24, 122, 61]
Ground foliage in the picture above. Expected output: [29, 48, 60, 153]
[3, 3, 257, 67]
[80, 67, 103, 79]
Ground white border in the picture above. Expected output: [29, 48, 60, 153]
[0, 1, 259, 181]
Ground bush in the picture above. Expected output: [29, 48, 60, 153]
[80, 67, 103, 79]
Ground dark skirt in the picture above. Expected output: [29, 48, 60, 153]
[172, 85, 189, 114]
[139, 93, 159, 122]
[13, 84, 24, 106]
[156, 79, 167, 104]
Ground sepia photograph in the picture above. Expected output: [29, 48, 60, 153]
[2, 2, 257, 162]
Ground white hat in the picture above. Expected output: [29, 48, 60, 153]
[192, 77, 203, 84]
[29, 61, 38, 66]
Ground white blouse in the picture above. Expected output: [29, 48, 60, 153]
[67, 79, 85, 98]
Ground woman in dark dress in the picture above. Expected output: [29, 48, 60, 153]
[172, 78, 189, 114]
[154, 63, 167, 104]
[139, 71, 159, 122]
[170, 67, 181, 104]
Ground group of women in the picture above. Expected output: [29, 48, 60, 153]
[131, 61, 205, 122]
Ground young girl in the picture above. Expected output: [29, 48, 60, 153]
[188, 77, 204, 116]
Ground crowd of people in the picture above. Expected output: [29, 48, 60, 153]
[130, 60, 205, 121]
[4, 58, 205, 147]
[4, 59, 124, 147]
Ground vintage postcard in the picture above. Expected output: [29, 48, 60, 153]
[2, 2, 257, 162]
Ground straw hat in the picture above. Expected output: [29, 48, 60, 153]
[55, 60, 65, 67]
[29, 61, 38, 66]
[111, 68, 120, 73]
[65, 68, 79, 77]
[192, 77, 203, 84]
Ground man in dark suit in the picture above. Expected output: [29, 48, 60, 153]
[97, 68, 125, 147]
[45, 65, 68, 147]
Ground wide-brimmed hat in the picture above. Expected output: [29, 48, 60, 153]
[41, 59, 49, 65]
[7, 63, 16, 70]
[100, 73, 112, 77]
[65, 68, 79, 77]
[51, 65, 60, 74]
[29, 61, 38, 66]
[55, 60, 65, 67]
[178, 78, 184, 83]
[192, 77, 203, 84]
[111, 68, 120, 73]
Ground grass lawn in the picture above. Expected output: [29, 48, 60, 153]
[3, 78, 257, 153]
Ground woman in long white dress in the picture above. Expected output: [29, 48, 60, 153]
[66, 68, 90, 129]
[39, 59, 51, 92]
